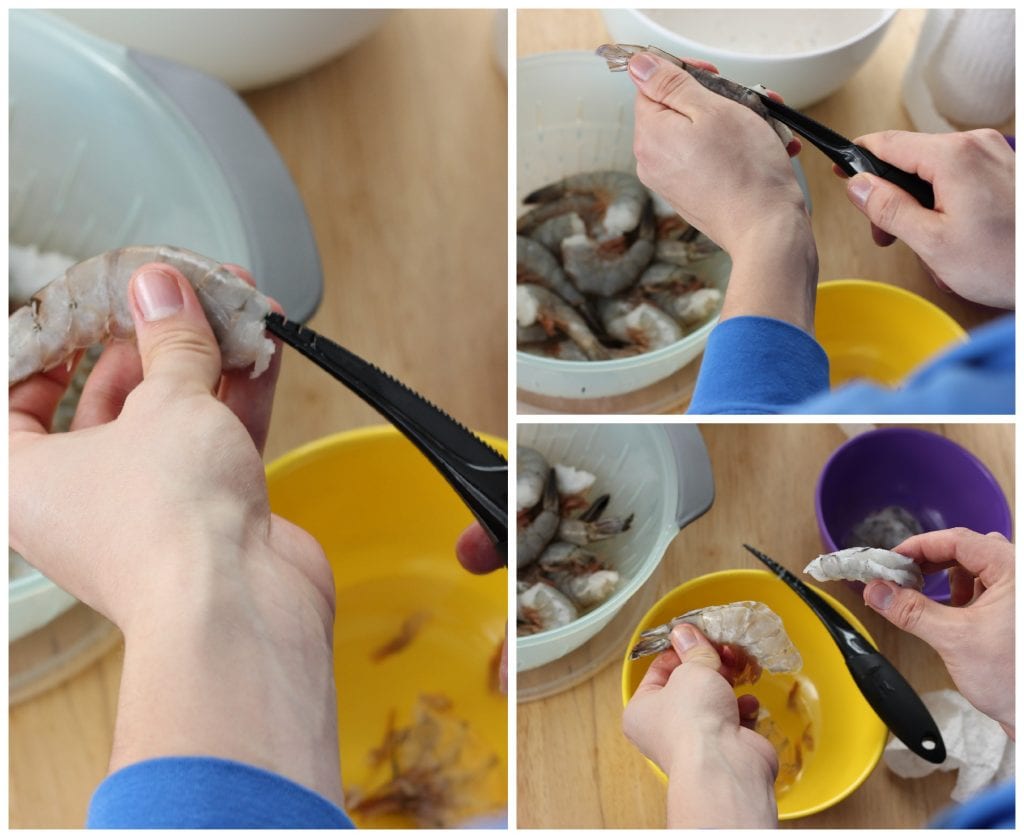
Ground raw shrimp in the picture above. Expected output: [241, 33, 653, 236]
[517, 446, 551, 512]
[597, 298, 683, 351]
[9, 245, 274, 385]
[518, 235, 586, 308]
[550, 568, 621, 609]
[630, 601, 803, 675]
[596, 44, 794, 146]
[638, 262, 722, 328]
[518, 581, 578, 634]
[517, 284, 610, 361]
[557, 511, 634, 545]
[655, 234, 721, 267]
[525, 171, 650, 239]
[552, 463, 596, 499]
[517, 194, 599, 237]
[561, 233, 656, 297]
[527, 213, 587, 255]
[537, 542, 598, 574]
[804, 547, 924, 590]
[517, 471, 560, 568]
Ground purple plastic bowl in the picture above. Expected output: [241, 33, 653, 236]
[815, 428, 1012, 602]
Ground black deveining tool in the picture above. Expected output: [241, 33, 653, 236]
[743, 543, 945, 764]
[264, 312, 507, 562]
[754, 92, 935, 209]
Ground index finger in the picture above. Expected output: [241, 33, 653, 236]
[895, 528, 1013, 586]
[9, 352, 83, 436]
[852, 130, 949, 184]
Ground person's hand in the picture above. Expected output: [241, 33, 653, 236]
[622, 623, 778, 828]
[837, 129, 1014, 309]
[455, 523, 507, 694]
[626, 52, 819, 332]
[9, 263, 343, 804]
[864, 528, 1015, 739]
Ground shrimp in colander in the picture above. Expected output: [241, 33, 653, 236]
[630, 601, 803, 676]
[9, 245, 275, 386]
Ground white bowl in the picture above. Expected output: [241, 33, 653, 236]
[518, 424, 713, 671]
[54, 10, 390, 90]
[602, 9, 896, 109]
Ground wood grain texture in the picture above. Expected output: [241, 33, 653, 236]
[9, 10, 507, 827]
[516, 10, 1014, 413]
[517, 423, 1014, 828]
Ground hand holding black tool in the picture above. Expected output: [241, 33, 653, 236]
[753, 93, 935, 209]
[264, 312, 507, 563]
[743, 544, 945, 764]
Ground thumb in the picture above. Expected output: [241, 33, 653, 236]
[130, 265, 222, 392]
[627, 52, 716, 115]
[864, 580, 947, 646]
[669, 623, 723, 671]
[846, 173, 935, 245]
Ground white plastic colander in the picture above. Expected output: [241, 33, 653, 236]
[517, 424, 714, 671]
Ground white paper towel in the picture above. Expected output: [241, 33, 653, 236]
[902, 10, 1015, 133]
[885, 689, 1014, 803]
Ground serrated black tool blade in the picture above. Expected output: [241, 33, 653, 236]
[743, 543, 945, 764]
[755, 93, 935, 209]
[265, 312, 507, 562]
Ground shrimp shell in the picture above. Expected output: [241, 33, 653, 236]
[9, 245, 274, 386]
[804, 547, 924, 590]
[630, 601, 802, 674]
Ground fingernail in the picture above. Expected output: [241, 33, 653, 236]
[670, 623, 698, 652]
[866, 582, 895, 611]
[629, 53, 659, 81]
[848, 175, 873, 208]
[134, 269, 183, 321]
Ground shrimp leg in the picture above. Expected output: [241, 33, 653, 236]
[9, 245, 275, 386]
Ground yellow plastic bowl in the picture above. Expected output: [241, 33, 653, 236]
[815, 279, 967, 387]
[622, 569, 886, 820]
[266, 426, 507, 827]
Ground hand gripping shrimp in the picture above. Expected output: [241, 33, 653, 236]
[630, 601, 803, 677]
[596, 44, 794, 147]
[9, 245, 274, 386]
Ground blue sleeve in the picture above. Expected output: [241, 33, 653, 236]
[87, 756, 355, 829]
[688, 316, 830, 414]
[792, 315, 1015, 415]
[929, 780, 1015, 828]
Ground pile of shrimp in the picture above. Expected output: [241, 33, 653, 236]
[516, 446, 634, 635]
[517, 170, 724, 361]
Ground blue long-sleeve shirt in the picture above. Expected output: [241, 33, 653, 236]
[688, 314, 1014, 414]
[85, 756, 1010, 828]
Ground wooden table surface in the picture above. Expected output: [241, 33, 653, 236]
[516, 422, 1014, 828]
[516, 10, 1014, 413]
[9, 10, 507, 827]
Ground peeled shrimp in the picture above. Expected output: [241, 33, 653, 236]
[630, 601, 803, 675]
[525, 171, 650, 239]
[517, 284, 610, 361]
[596, 44, 794, 147]
[518, 235, 586, 308]
[805, 547, 924, 590]
[9, 245, 274, 385]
